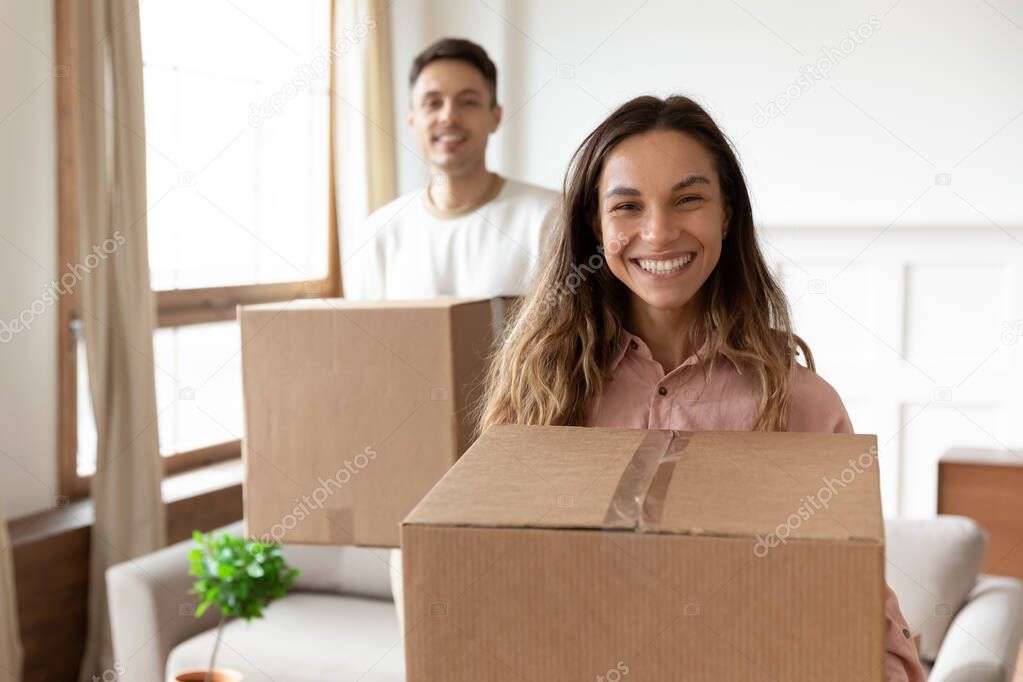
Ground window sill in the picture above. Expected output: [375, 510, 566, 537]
[162, 456, 242, 504]
[9, 458, 243, 547]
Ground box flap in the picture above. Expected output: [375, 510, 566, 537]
[404, 425, 883, 543]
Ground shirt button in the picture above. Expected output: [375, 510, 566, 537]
[658, 386, 667, 396]
[629, 340, 638, 350]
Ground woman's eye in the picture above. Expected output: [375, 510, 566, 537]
[461, 100, 480, 108]
[612, 203, 639, 212]
[677, 195, 703, 206]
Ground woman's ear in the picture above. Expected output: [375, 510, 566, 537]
[722, 207, 732, 239]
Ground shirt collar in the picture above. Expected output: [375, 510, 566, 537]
[422, 173, 505, 219]
[609, 329, 744, 376]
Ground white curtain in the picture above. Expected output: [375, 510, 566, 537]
[0, 511, 21, 682]
[72, 0, 166, 679]
[334, 0, 398, 295]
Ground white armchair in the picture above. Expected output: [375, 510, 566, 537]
[885, 516, 1023, 681]
[105, 522, 404, 681]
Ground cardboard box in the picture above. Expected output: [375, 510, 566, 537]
[402, 425, 885, 681]
[240, 297, 514, 548]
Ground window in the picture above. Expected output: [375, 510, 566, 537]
[58, 0, 339, 495]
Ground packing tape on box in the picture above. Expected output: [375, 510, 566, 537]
[602, 430, 691, 532]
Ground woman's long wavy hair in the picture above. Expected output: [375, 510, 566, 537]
[478, 95, 812, 432]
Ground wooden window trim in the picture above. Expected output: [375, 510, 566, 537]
[155, 277, 337, 327]
[56, 0, 341, 500]
[161, 439, 242, 476]
[55, 0, 81, 500]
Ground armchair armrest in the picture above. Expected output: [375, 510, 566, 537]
[927, 575, 1023, 682]
[106, 522, 242, 680]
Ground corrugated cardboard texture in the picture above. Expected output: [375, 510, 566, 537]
[403, 526, 883, 681]
[402, 426, 885, 681]
[240, 297, 497, 548]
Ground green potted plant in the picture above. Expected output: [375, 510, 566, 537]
[173, 530, 300, 682]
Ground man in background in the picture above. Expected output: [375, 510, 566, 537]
[344, 36, 558, 635]
[344, 37, 558, 300]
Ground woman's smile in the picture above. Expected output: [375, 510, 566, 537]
[630, 250, 697, 279]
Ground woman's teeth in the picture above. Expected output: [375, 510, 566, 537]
[636, 254, 693, 275]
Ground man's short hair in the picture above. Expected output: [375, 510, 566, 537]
[409, 38, 498, 107]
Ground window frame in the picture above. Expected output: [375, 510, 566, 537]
[56, 0, 341, 500]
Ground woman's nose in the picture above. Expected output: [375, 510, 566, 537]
[640, 207, 681, 246]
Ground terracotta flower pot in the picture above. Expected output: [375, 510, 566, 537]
[171, 670, 244, 682]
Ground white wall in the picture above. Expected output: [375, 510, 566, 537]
[0, 0, 58, 518]
[768, 226, 1023, 517]
[388, 0, 1023, 517]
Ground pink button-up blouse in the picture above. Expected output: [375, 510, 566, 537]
[587, 331, 926, 682]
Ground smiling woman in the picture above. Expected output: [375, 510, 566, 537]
[480, 95, 800, 432]
[478, 94, 927, 682]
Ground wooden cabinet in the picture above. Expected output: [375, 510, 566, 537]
[938, 448, 1023, 580]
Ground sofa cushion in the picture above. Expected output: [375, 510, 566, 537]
[209, 522, 394, 600]
[166, 593, 404, 682]
[884, 515, 987, 661]
[284, 544, 393, 600]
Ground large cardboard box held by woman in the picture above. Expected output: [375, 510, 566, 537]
[401, 425, 885, 681]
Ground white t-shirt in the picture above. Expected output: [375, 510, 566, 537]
[343, 176, 558, 300]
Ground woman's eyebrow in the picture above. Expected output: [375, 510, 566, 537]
[672, 175, 710, 190]
[604, 186, 641, 199]
[604, 175, 711, 199]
